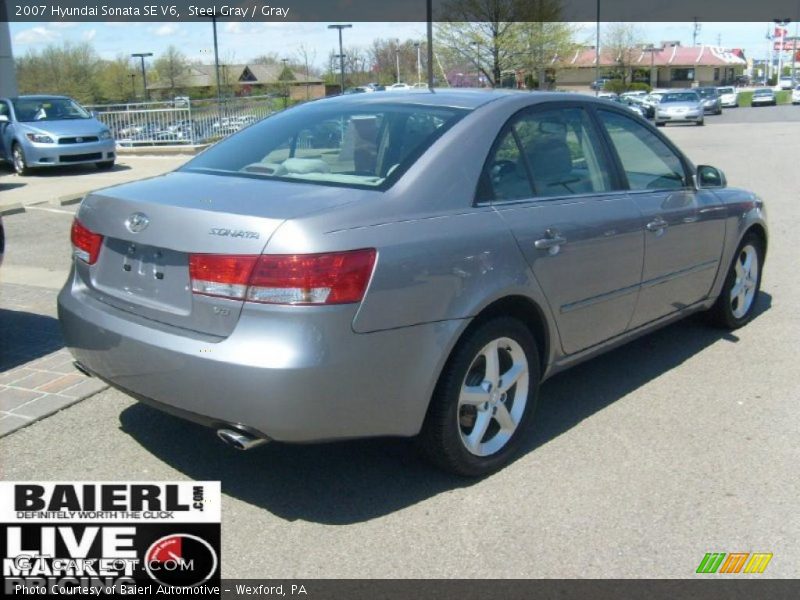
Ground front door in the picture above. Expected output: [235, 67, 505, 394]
[479, 104, 644, 355]
[595, 109, 726, 328]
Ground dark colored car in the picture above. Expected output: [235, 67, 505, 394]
[695, 87, 723, 115]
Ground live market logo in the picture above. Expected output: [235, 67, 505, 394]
[0, 482, 221, 597]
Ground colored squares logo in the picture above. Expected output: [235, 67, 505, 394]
[697, 552, 773, 574]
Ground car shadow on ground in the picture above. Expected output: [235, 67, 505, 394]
[119, 293, 772, 525]
[0, 309, 64, 371]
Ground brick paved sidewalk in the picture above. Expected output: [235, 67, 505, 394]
[0, 282, 108, 436]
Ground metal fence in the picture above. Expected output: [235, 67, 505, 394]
[85, 95, 280, 147]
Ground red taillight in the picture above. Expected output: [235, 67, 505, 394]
[70, 219, 103, 265]
[188, 249, 377, 305]
[189, 254, 258, 301]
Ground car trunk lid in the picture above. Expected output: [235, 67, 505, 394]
[75, 171, 359, 337]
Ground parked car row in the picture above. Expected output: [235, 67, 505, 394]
[114, 113, 262, 147]
[346, 82, 428, 94]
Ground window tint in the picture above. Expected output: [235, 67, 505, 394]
[479, 106, 612, 201]
[598, 110, 687, 191]
[184, 104, 466, 190]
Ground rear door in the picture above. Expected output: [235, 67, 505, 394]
[595, 109, 726, 328]
[483, 104, 644, 355]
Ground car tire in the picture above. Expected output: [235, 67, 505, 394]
[417, 317, 540, 477]
[95, 160, 115, 171]
[696, 119, 705, 126]
[655, 121, 664, 127]
[12, 143, 31, 176]
[708, 232, 764, 330]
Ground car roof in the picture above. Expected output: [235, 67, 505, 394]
[308, 88, 627, 111]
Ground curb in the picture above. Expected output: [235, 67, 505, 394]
[0, 203, 25, 216]
[54, 193, 85, 207]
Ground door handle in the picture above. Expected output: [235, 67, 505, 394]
[534, 228, 567, 253]
[646, 217, 668, 232]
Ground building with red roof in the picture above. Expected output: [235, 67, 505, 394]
[555, 41, 746, 89]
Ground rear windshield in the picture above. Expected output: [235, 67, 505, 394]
[182, 102, 468, 190]
[717, 87, 734, 94]
[754, 88, 772, 95]
[661, 92, 700, 103]
[12, 97, 91, 122]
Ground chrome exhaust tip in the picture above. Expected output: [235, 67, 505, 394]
[216, 428, 268, 451]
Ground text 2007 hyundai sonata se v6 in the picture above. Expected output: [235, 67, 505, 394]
[58, 90, 767, 476]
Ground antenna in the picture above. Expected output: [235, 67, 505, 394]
[692, 18, 702, 46]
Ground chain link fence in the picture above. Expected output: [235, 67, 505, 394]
[85, 95, 281, 147]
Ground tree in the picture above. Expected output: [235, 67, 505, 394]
[434, 0, 523, 87]
[152, 45, 188, 94]
[516, 0, 577, 89]
[295, 44, 317, 99]
[16, 42, 101, 103]
[603, 23, 643, 87]
[97, 55, 137, 102]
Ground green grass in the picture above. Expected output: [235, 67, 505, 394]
[737, 90, 792, 107]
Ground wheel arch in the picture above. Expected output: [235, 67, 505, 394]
[744, 223, 768, 259]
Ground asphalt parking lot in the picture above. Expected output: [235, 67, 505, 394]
[1, 105, 798, 578]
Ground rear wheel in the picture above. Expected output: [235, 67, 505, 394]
[708, 233, 764, 329]
[12, 143, 31, 176]
[417, 318, 540, 477]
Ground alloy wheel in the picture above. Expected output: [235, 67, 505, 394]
[730, 244, 759, 319]
[457, 337, 529, 457]
[12, 146, 25, 174]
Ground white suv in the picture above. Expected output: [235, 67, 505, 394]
[792, 85, 800, 105]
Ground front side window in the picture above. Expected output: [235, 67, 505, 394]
[183, 103, 467, 190]
[478, 106, 612, 202]
[597, 110, 687, 191]
[11, 97, 91, 122]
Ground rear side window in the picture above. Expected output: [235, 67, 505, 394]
[478, 106, 612, 202]
[597, 110, 687, 190]
[183, 104, 467, 190]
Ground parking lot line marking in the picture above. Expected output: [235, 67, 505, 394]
[25, 205, 76, 216]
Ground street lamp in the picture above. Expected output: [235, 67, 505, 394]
[328, 24, 352, 94]
[131, 52, 153, 101]
[281, 58, 290, 107]
[129, 73, 136, 101]
[395, 39, 401, 83]
[595, 0, 601, 97]
[643, 44, 662, 89]
[414, 42, 422, 86]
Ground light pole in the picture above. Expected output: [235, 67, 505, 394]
[129, 73, 136, 100]
[131, 53, 153, 101]
[328, 24, 352, 94]
[281, 58, 290, 107]
[395, 39, 401, 83]
[414, 42, 421, 86]
[595, 0, 600, 97]
[643, 44, 661, 89]
[426, 0, 433, 89]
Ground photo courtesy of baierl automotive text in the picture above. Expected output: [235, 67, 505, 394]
[0, 0, 798, 596]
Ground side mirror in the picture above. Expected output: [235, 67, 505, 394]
[0, 115, 8, 122]
[696, 165, 727, 189]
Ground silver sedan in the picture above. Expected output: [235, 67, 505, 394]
[58, 90, 767, 476]
[655, 91, 705, 126]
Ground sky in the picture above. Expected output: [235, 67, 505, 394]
[8, 21, 799, 68]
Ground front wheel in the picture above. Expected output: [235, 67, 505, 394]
[12, 143, 31, 176]
[708, 233, 764, 329]
[95, 160, 115, 171]
[696, 119, 705, 126]
[417, 318, 540, 477]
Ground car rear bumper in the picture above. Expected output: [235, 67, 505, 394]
[22, 139, 116, 167]
[57, 270, 462, 442]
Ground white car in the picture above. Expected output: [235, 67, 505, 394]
[793, 85, 800, 105]
[751, 88, 777, 106]
[620, 90, 648, 99]
[386, 83, 412, 91]
[717, 86, 739, 108]
[778, 76, 794, 90]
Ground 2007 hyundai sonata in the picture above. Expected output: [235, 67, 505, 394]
[58, 90, 767, 476]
